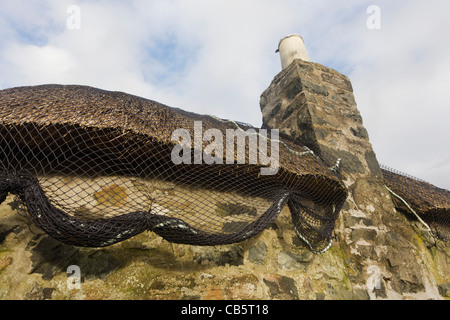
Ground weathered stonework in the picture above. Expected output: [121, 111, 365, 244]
[0, 59, 448, 300]
[260, 59, 449, 299]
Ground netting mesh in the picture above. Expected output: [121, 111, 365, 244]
[381, 165, 450, 242]
[0, 84, 348, 253]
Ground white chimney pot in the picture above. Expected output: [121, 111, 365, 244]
[276, 34, 310, 70]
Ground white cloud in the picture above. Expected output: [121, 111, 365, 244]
[347, 0, 450, 189]
[3, 44, 76, 83]
[0, 0, 449, 189]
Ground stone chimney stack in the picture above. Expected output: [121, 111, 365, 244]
[259, 35, 446, 299]
[260, 53, 382, 180]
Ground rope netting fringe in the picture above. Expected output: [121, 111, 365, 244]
[0, 84, 348, 253]
[381, 164, 450, 243]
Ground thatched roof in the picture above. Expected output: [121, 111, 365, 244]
[382, 166, 449, 242]
[0, 84, 347, 251]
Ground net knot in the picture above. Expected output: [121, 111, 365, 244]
[0, 172, 38, 202]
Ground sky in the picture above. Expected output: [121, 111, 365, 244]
[0, 0, 449, 190]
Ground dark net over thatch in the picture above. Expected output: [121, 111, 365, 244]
[0, 84, 348, 253]
[382, 165, 450, 242]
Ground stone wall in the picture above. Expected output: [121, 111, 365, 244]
[0, 59, 448, 300]
[0, 193, 370, 300]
